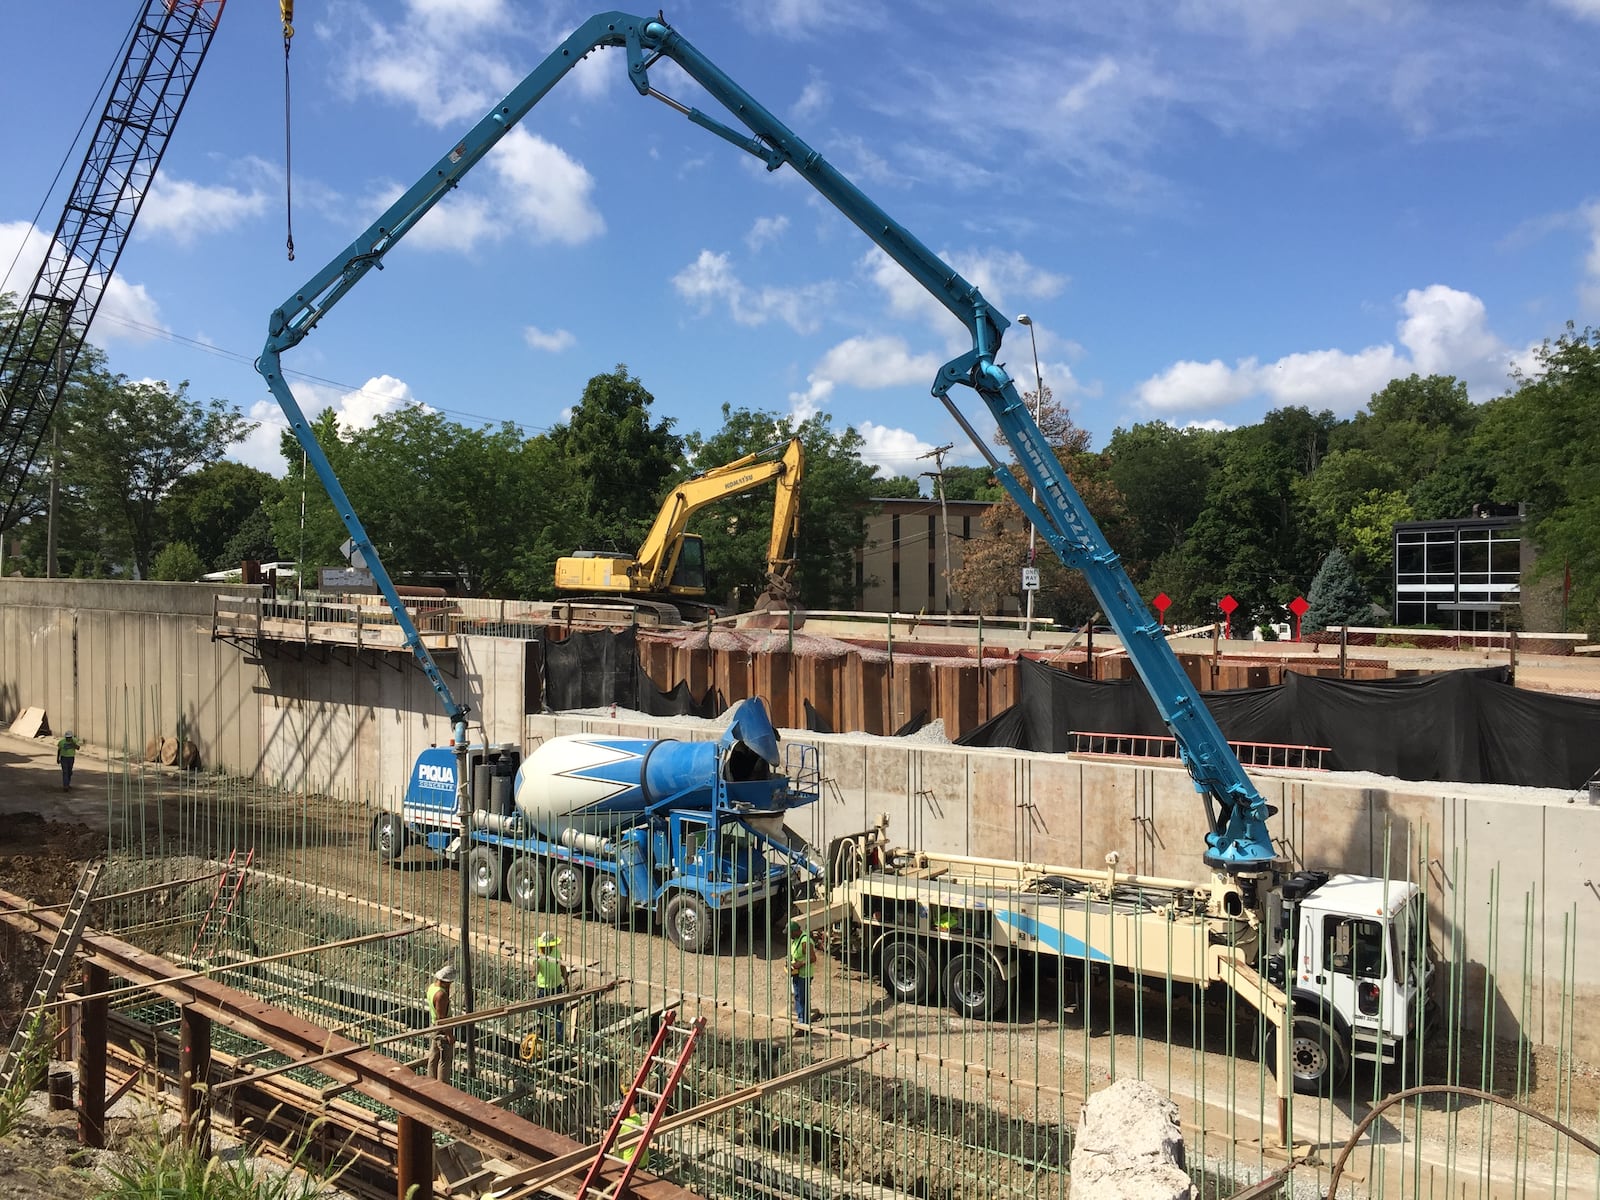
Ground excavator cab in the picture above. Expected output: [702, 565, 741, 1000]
[665, 534, 708, 594]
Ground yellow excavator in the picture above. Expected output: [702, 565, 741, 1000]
[553, 437, 804, 623]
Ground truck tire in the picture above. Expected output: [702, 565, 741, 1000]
[372, 812, 407, 862]
[881, 939, 933, 1004]
[591, 874, 628, 925]
[1270, 1014, 1350, 1095]
[548, 861, 586, 912]
[505, 857, 544, 911]
[468, 846, 503, 900]
[944, 953, 1005, 1019]
[663, 893, 714, 954]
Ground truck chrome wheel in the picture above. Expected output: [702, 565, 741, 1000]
[664, 893, 713, 953]
[506, 857, 544, 911]
[548, 862, 586, 912]
[881, 940, 932, 1003]
[592, 874, 626, 924]
[468, 846, 503, 900]
[373, 813, 406, 862]
[1272, 1014, 1349, 1095]
[945, 953, 1004, 1019]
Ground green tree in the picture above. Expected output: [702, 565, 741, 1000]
[940, 464, 1002, 502]
[1334, 373, 1477, 487]
[63, 374, 254, 578]
[1303, 547, 1373, 631]
[1105, 420, 1218, 568]
[550, 366, 684, 551]
[1340, 489, 1413, 600]
[151, 540, 204, 581]
[1478, 325, 1600, 628]
[873, 475, 923, 499]
[161, 461, 283, 570]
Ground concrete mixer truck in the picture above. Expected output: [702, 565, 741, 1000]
[371, 698, 820, 952]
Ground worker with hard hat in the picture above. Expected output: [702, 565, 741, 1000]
[787, 918, 820, 1031]
[426, 963, 457, 1081]
[534, 932, 567, 1043]
[56, 730, 82, 790]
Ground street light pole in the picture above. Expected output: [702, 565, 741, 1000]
[1016, 314, 1045, 639]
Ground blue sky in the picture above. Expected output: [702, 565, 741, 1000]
[3, 0, 1599, 486]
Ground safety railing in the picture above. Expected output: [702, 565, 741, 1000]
[1068, 730, 1330, 771]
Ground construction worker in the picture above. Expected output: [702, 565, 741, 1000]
[534, 932, 566, 1043]
[619, 1104, 653, 1170]
[55, 730, 81, 790]
[787, 918, 819, 1030]
[426, 963, 456, 1081]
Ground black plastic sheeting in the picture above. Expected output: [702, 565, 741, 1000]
[537, 629, 718, 718]
[956, 657, 1600, 789]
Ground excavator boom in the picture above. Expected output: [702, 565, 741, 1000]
[554, 436, 804, 612]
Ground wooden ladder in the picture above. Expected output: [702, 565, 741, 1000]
[575, 1011, 705, 1200]
[0, 860, 103, 1093]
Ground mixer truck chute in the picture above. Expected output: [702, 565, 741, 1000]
[374, 698, 820, 953]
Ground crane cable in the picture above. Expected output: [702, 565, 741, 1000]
[280, 1, 296, 261]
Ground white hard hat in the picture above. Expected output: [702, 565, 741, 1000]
[435, 964, 458, 982]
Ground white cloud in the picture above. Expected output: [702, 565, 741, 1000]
[489, 128, 605, 245]
[733, 0, 886, 38]
[363, 129, 603, 253]
[0, 220, 164, 341]
[524, 325, 574, 352]
[1581, 200, 1600, 312]
[138, 177, 267, 244]
[229, 375, 418, 475]
[862, 246, 1066, 340]
[1551, 0, 1600, 20]
[334, 6, 520, 128]
[814, 335, 944, 389]
[1135, 284, 1518, 418]
[791, 75, 830, 121]
[746, 215, 790, 252]
[671, 250, 832, 333]
[857, 421, 936, 477]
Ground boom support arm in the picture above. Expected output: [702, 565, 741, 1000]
[255, 11, 1277, 869]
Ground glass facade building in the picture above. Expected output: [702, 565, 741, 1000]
[1393, 516, 1522, 630]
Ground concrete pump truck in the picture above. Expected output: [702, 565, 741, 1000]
[256, 10, 1436, 1134]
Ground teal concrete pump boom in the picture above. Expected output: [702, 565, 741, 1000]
[257, 11, 1278, 871]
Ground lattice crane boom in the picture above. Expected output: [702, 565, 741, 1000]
[0, 0, 225, 531]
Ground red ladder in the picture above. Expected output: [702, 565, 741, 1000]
[189, 848, 254, 958]
[575, 1011, 704, 1200]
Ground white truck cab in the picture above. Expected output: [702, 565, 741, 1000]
[1268, 871, 1434, 1092]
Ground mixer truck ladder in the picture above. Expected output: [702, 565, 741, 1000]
[576, 1011, 705, 1200]
[0, 860, 102, 1093]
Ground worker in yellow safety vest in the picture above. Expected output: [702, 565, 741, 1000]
[619, 1109, 651, 1170]
[426, 963, 456, 1081]
[56, 731, 81, 790]
[534, 932, 566, 1043]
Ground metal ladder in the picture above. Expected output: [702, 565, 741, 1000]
[0, 860, 103, 1093]
[575, 1011, 705, 1200]
[189, 848, 254, 959]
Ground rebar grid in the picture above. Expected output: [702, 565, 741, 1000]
[79, 709, 1596, 1200]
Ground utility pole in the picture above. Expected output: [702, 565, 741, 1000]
[918, 443, 956, 614]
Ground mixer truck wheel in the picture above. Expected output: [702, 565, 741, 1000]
[881, 939, 932, 1004]
[372, 813, 407, 862]
[663, 893, 714, 954]
[468, 846, 503, 900]
[549, 862, 587, 912]
[591, 875, 627, 925]
[506, 857, 545, 911]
